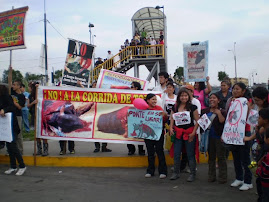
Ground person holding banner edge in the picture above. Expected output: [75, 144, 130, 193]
[194, 76, 212, 110]
[0, 84, 26, 176]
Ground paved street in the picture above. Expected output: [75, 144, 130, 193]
[0, 162, 256, 202]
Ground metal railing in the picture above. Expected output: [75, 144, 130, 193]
[91, 44, 164, 81]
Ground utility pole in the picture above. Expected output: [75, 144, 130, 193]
[44, 0, 48, 85]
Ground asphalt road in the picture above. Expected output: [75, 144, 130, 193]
[0, 163, 256, 202]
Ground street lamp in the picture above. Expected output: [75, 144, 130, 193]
[155, 5, 165, 30]
[228, 42, 237, 83]
[88, 22, 94, 44]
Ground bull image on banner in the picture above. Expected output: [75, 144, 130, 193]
[221, 98, 248, 145]
[183, 40, 208, 82]
[97, 69, 148, 90]
[127, 109, 163, 141]
[0, 6, 29, 51]
[36, 86, 161, 144]
[62, 39, 94, 87]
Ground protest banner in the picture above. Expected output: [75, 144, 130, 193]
[172, 111, 191, 126]
[36, 86, 161, 144]
[0, 113, 13, 142]
[97, 69, 148, 90]
[198, 114, 211, 131]
[183, 41, 208, 82]
[127, 109, 163, 141]
[221, 98, 248, 145]
[62, 39, 94, 87]
[0, 6, 28, 51]
[247, 109, 259, 126]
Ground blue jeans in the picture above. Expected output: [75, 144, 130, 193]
[21, 109, 30, 132]
[231, 131, 252, 184]
[174, 136, 196, 175]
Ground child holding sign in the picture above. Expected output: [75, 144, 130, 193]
[169, 88, 199, 182]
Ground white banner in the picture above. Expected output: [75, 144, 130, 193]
[0, 113, 13, 143]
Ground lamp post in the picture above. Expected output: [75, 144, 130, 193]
[88, 22, 94, 44]
[155, 5, 164, 32]
[228, 42, 237, 83]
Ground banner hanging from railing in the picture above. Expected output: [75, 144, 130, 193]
[97, 69, 148, 90]
[36, 86, 161, 144]
[183, 40, 208, 82]
[62, 39, 95, 87]
[0, 6, 29, 51]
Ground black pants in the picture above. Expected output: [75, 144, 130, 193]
[6, 141, 25, 169]
[144, 134, 167, 175]
[95, 142, 107, 149]
[59, 141, 75, 152]
[127, 144, 144, 152]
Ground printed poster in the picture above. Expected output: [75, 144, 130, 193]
[36, 86, 161, 144]
[198, 114, 211, 131]
[183, 40, 208, 82]
[97, 69, 148, 90]
[127, 109, 163, 141]
[221, 98, 248, 145]
[0, 113, 13, 142]
[0, 6, 29, 51]
[246, 109, 258, 126]
[173, 111, 191, 126]
[62, 39, 95, 87]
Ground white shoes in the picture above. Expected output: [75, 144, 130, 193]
[159, 174, 167, 179]
[230, 179, 243, 187]
[15, 167, 27, 176]
[4, 168, 17, 175]
[145, 173, 152, 178]
[239, 183, 253, 191]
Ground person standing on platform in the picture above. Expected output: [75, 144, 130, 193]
[20, 84, 30, 133]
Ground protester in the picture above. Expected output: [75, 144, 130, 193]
[169, 88, 199, 182]
[20, 84, 30, 133]
[144, 93, 167, 179]
[11, 80, 25, 154]
[193, 76, 212, 110]
[256, 127, 269, 202]
[28, 82, 49, 156]
[153, 72, 169, 93]
[216, 80, 232, 109]
[201, 93, 227, 183]
[0, 84, 26, 176]
[162, 82, 177, 124]
[227, 82, 253, 191]
[59, 141, 75, 155]
[127, 81, 145, 156]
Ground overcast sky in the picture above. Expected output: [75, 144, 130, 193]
[0, 0, 269, 86]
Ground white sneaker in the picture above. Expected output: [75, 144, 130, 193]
[145, 173, 152, 178]
[4, 168, 17, 175]
[159, 174, 167, 179]
[15, 167, 27, 176]
[239, 183, 253, 191]
[231, 179, 244, 187]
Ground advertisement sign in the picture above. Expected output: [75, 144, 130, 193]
[62, 39, 94, 87]
[183, 41, 208, 82]
[0, 6, 28, 51]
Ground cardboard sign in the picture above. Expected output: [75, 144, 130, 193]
[247, 109, 259, 126]
[221, 98, 248, 145]
[198, 114, 211, 131]
[127, 109, 163, 141]
[0, 113, 13, 142]
[173, 111, 191, 126]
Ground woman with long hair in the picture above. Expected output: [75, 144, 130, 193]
[0, 84, 26, 175]
[169, 88, 199, 182]
[194, 76, 212, 110]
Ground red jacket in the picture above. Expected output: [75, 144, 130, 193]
[257, 152, 269, 187]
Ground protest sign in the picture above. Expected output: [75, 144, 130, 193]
[221, 98, 248, 145]
[127, 109, 163, 141]
[62, 39, 94, 87]
[0, 6, 28, 51]
[183, 41, 208, 82]
[247, 109, 259, 126]
[97, 69, 148, 90]
[36, 86, 161, 144]
[0, 113, 13, 142]
[198, 114, 211, 131]
[173, 111, 191, 126]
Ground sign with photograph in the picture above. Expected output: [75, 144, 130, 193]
[246, 109, 259, 126]
[198, 114, 211, 131]
[173, 111, 191, 126]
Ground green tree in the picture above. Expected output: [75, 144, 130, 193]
[25, 72, 44, 82]
[173, 66, 184, 83]
[218, 71, 229, 82]
[2, 69, 24, 83]
[54, 70, 63, 81]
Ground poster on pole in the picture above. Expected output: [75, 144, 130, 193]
[127, 109, 163, 140]
[221, 98, 248, 145]
[36, 86, 161, 144]
[183, 40, 208, 82]
[0, 113, 13, 142]
[97, 69, 148, 90]
[62, 39, 95, 87]
[0, 6, 29, 51]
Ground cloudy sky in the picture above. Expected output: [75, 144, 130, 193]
[0, 0, 269, 86]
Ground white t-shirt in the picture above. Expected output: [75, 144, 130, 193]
[153, 85, 166, 93]
[192, 97, 201, 139]
[162, 93, 177, 116]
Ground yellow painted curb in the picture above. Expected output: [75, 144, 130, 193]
[0, 154, 232, 167]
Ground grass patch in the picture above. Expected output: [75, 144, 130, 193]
[23, 130, 35, 141]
